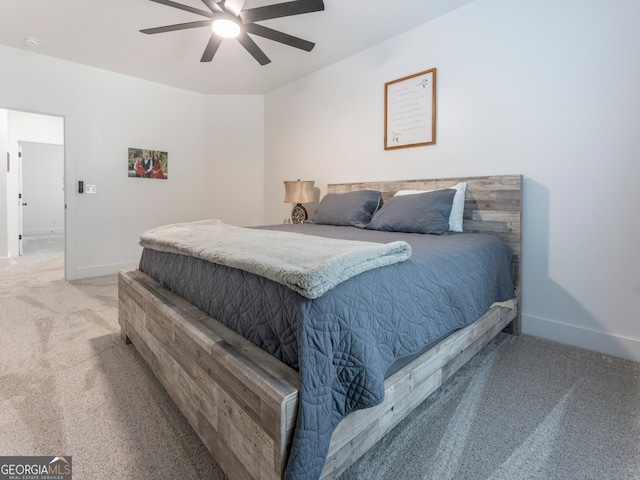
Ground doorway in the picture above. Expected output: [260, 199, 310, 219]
[1, 109, 65, 270]
[19, 141, 65, 257]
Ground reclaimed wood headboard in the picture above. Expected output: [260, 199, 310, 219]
[327, 175, 523, 299]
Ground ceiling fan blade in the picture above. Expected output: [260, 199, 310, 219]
[148, 0, 214, 17]
[236, 32, 271, 65]
[201, 0, 224, 14]
[223, 0, 246, 16]
[244, 24, 315, 51]
[140, 19, 213, 35]
[240, 0, 324, 23]
[201, 34, 223, 62]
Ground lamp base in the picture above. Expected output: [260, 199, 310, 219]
[291, 203, 308, 224]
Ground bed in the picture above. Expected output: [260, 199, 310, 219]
[118, 174, 522, 480]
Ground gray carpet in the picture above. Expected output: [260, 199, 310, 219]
[1, 234, 639, 479]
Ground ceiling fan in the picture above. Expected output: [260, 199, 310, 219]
[140, 0, 325, 65]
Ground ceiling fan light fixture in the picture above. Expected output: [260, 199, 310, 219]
[140, 0, 325, 65]
[211, 17, 241, 38]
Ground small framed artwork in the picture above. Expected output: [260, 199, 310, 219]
[128, 148, 168, 179]
[384, 68, 436, 150]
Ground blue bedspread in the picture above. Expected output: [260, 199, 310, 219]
[139, 224, 515, 480]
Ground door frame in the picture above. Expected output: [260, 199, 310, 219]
[17, 144, 23, 256]
[2, 109, 65, 266]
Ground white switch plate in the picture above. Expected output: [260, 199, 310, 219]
[85, 184, 97, 194]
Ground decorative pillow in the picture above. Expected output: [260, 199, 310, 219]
[308, 190, 381, 226]
[394, 182, 467, 232]
[365, 188, 456, 234]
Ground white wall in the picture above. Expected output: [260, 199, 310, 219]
[8, 110, 64, 144]
[204, 95, 265, 226]
[0, 45, 264, 278]
[264, 0, 640, 361]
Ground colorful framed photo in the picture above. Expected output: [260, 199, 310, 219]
[128, 148, 168, 179]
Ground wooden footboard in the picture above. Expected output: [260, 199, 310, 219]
[119, 269, 517, 480]
[119, 269, 299, 479]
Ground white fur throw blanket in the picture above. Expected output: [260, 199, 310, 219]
[139, 219, 412, 299]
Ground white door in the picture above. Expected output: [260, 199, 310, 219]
[19, 141, 65, 254]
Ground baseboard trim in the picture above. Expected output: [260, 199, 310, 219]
[67, 260, 139, 280]
[24, 229, 64, 235]
[522, 313, 640, 363]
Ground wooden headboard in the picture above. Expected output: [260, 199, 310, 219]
[327, 175, 523, 296]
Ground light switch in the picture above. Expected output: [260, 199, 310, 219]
[86, 184, 97, 194]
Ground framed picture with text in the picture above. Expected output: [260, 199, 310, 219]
[384, 68, 436, 150]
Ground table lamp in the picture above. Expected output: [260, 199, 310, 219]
[283, 180, 315, 223]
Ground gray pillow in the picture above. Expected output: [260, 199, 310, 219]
[308, 190, 381, 226]
[364, 188, 456, 234]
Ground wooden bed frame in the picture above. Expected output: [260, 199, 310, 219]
[118, 174, 522, 480]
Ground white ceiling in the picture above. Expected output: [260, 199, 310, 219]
[0, 0, 475, 95]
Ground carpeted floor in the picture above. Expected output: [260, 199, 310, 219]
[1, 234, 639, 479]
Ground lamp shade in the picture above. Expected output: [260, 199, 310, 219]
[283, 180, 315, 204]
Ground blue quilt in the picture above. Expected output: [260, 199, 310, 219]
[139, 224, 515, 480]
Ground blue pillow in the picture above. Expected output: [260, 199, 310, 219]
[308, 190, 381, 226]
[364, 188, 456, 234]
